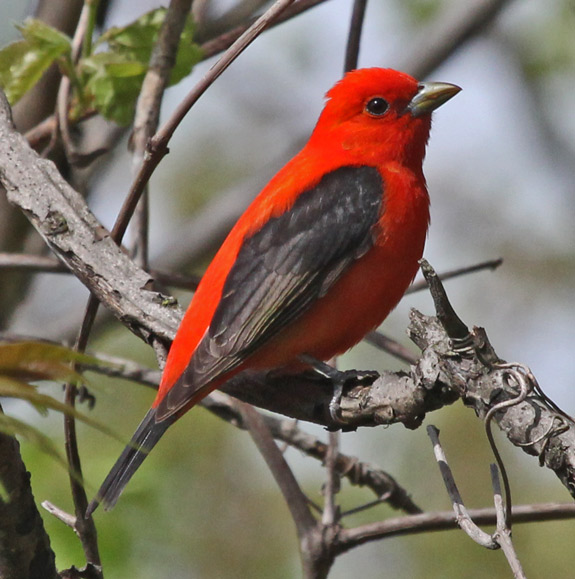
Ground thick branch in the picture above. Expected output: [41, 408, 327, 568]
[0, 426, 58, 579]
[408, 311, 575, 499]
[0, 91, 182, 346]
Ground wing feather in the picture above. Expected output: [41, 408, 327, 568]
[159, 165, 384, 417]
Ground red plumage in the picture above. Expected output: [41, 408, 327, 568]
[88, 68, 460, 514]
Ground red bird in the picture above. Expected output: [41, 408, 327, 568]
[88, 68, 460, 514]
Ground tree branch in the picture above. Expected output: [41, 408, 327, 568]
[0, 90, 182, 346]
[0, 418, 59, 579]
[336, 502, 575, 551]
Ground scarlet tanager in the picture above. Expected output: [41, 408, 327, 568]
[88, 68, 460, 514]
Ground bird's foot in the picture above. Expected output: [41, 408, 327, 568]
[299, 355, 379, 428]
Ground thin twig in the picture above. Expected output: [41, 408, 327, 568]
[200, 0, 329, 58]
[54, 0, 98, 165]
[337, 502, 575, 550]
[41, 501, 76, 529]
[427, 425, 498, 548]
[322, 431, 341, 526]
[491, 465, 527, 578]
[484, 364, 535, 530]
[203, 391, 423, 514]
[364, 331, 418, 364]
[343, 0, 368, 73]
[321, 356, 342, 526]
[407, 257, 503, 294]
[402, 0, 513, 79]
[237, 401, 317, 535]
[58, 1, 103, 569]
[129, 0, 194, 270]
[0, 252, 202, 289]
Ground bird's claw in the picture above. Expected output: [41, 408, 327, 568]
[299, 355, 379, 428]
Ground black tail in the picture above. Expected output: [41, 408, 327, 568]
[86, 408, 174, 516]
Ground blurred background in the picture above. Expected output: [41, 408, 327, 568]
[1, 0, 574, 577]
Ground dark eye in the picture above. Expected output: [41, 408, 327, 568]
[365, 97, 389, 116]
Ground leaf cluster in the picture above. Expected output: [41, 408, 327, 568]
[0, 341, 120, 480]
[0, 8, 202, 125]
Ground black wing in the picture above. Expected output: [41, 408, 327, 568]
[159, 165, 384, 418]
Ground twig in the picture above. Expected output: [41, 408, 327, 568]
[0, 253, 500, 299]
[58, 2, 103, 570]
[483, 364, 534, 530]
[402, 0, 514, 79]
[322, 430, 341, 526]
[42, 500, 76, 529]
[0, 252, 202, 289]
[129, 0, 194, 270]
[427, 425, 497, 548]
[491, 466, 527, 578]
[429, 429, 526, 576]
[202, 391, 424, 514]
[200, 0, 329, 58]
[343, 0, 368, 73]
[364, 331, 418, 365]
[418, 258, 470, 343]
[407, 257, 503, 294]
[63, 371, 100, 566]
[238, 402, 316, 531]
[54, 0, 99, 165]
[336, 502, 575, 550]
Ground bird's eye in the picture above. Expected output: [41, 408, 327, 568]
[365, 97, 389, 116]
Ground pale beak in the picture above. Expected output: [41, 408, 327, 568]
[407, 82, 461, 117]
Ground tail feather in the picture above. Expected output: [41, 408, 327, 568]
[86, 408, 174, 516]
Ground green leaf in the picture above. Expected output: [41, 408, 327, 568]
[0, 342, 128, 483]
[0, 18, 71, 104]
[98, 8, 202, 86]
[0, 341, 98, 383]
[0, 340, 121, 435]
[98, 8, 170, 63]
[82, 52, 149, 125]
[81, 7, 202, 124]
[0, 376, 121, 441]
[0, 340, 125, 451]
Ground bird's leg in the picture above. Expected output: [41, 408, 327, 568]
[299, 354, 379, 426]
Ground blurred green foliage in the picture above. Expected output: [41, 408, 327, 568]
[0, 8, 202, 125]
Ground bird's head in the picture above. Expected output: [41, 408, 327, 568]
[309, 68, 460, 168]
